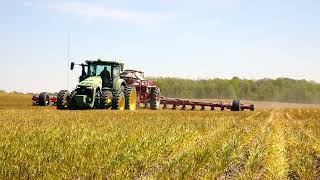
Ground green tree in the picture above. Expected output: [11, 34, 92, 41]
[152, 77, 320, 104]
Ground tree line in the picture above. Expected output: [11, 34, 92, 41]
[153, 77, 320, 104]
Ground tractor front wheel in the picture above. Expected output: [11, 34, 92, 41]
[124, 86, 137, 110]
[149, 87, 161, 110]
[57, 90, 70, 110]
[112, 90, 125, 110]
[100, 89, 113, 109]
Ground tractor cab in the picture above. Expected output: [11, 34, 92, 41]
[71, 59, 124, 89]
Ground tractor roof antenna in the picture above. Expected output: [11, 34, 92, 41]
[67, 32, 71, 90]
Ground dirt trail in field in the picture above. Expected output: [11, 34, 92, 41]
[140, 112, 262, 178]
[195, 98, 320, 110]
[285, 110, 320, 178]
[257, 109, 320, 179]
[252, 101, 320, 109]
[263, 111, 290, 179]
[220, 109, 320, 179]
[217, 111, 269, 179]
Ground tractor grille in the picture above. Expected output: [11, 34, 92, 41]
[76, 87, 94, 99]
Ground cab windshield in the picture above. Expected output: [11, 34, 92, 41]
[88, 64, 112, 76]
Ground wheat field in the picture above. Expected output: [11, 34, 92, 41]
[0, 93, 320, 179]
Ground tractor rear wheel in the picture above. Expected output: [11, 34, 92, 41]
[39, 92, 50, 106]
[149, 87, 161, 110]
[68, 90, 77, 110]
[231, 100, 241, 111]
[100, 89, 113, 109]
[112, 90, 125, 110]
[57, 90, 70, 110]
[124, 86, 137, 110]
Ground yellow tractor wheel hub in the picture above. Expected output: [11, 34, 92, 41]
[107, 98, 112, 104]
[129, 89, 137, 110]
[119, 96, 125, 110]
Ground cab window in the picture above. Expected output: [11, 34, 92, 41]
[88, 64, 111, 76]
[96, 65, 111, 76]
[113, 66, 120, 77]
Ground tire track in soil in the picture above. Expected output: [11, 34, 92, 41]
[138, 112, 260, 179]
[193, 112, 264, 179]
[263, 110, 289, 179]
[218, 110, 274, 179]
[285, 111, 320, 179]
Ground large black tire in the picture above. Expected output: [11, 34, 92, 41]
[68, 90, 77, 110]
[100, 89, 113, 109]
[112, 90, 125, 110]
[57, 90, 70, 110]
[94, 88, 102, 109]
[231, 100, 241, 111]
[124, 86, 137, 110]
[39, 92, 50, 106]
[149, 87, 161, 110]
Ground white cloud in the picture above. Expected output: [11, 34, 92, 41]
[21, 0, 164, 23]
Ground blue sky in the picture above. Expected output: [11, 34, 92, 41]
[1, 0, 319, 93]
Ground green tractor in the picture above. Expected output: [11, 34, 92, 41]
[57, 59, 137, 110]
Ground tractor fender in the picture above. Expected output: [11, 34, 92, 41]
[78, 76, 103, 90]
[77, 76, 103, 108]
[114, 79, 126, 91]
[90, 86, 101, 108]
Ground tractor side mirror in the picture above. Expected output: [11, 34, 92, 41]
[70, 62, 75, 70]
[120, 64, 124, 71]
